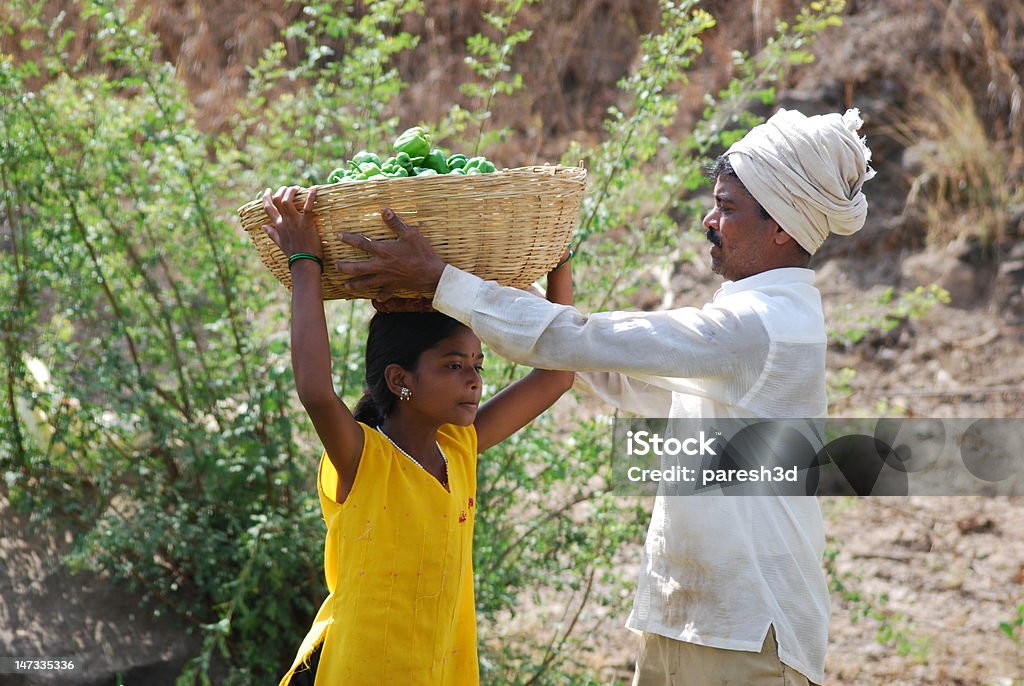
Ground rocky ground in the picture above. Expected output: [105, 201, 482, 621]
[531, 496, 1024, 686]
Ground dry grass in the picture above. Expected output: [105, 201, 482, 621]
[934, 0, 1024, 145]
[892, 72, 1016, 248]
[874, 0, 1024, 249]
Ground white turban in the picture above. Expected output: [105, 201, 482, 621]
[725, 108, 876, 255]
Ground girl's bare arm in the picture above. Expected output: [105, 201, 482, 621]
[474, 251, 575, 452]
[263, 186, 363, 497]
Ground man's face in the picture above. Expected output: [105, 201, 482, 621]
[702, 174, 780, 282]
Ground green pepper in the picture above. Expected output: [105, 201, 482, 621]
[351, 150, 381, 167]
[422, 149, 450, 174]
[395, 151, 413, 170]
[465, 156, 496, 173]
[393, 127, 432, 159]
[322, 128, 499, 186]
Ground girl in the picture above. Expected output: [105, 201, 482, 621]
[262, 186, 575, 686]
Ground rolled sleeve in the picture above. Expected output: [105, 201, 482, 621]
[432, 264, 484, 326]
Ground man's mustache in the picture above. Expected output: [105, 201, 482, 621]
[706, 228, 722, 247]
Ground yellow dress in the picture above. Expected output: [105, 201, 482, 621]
[280, 422, 479, 686]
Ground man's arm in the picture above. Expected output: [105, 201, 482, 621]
[337, 209, 765, 381]
[573, 372, 673, 417]
[432, 265, 763, 380]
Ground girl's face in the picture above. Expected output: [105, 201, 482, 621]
[400, 327, 484, 426]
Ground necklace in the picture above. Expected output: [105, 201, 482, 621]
[376, 426, 449, 486]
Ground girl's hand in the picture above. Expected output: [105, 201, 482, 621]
[545, 247, 573, 306]
[262, 186, 321, 258]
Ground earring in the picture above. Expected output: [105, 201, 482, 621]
[399, 386, 412, 401]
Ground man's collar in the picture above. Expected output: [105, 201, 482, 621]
[715, 267, 815, 298]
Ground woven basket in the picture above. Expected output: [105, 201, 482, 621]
[238, 164, 586, 300]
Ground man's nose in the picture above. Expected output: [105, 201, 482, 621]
[703, 208, 717, 229]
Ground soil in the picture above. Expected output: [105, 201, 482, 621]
[0, 494, 201, 686]
[524, 496, 1024, 686]
[823, 496, 1024, 686]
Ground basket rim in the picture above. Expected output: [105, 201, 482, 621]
[237, 163, 586, 215]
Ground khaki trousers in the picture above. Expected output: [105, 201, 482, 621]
[631, 628, 817, 686]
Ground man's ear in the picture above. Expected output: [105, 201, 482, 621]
[772, 223, 795, 247]
[773, 225, 812, 265]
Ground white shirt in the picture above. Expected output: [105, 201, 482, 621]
[433, 265, 830, 684]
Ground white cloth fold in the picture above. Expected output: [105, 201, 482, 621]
[726, 108, 876, 255]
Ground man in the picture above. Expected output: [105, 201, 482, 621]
[333, 108, 875, 685]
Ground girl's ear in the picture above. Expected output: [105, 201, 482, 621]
[383, 363, 409, 397]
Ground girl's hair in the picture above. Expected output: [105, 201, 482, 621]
[353, 312, 468, 426]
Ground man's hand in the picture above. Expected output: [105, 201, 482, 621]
[336, 208, 447, 301]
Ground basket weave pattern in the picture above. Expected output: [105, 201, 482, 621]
[238, 165, 586, 300]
